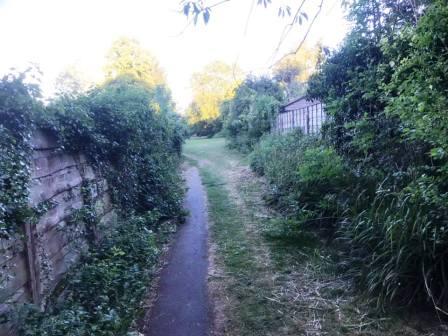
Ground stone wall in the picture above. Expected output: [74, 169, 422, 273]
[0, 130, 117, 335]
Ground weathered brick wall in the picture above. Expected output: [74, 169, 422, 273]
[0, 130, 117, 335]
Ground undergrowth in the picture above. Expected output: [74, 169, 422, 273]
[186, 138, 446, 335]
[250, 129, 448, 316]
[15, 212, 177, 336]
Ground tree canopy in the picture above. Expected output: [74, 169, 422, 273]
[187, 61, 243, 124]
[104, 37, 166, 87]
[273, 44, 321, 99]
[55, 64, 92, 96]
[222, 75, 284, 149]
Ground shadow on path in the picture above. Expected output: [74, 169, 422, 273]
[145, 166, 210, 336]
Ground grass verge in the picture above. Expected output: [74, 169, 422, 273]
[184, 137, 445, 336]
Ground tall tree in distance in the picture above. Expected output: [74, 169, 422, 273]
[55, 64, 92, 96]
[272, 44, 320, 100]
[104, 37, 166, 87]
[187, 61, 243, 135]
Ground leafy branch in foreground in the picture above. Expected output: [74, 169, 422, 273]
[180, 0, 308, 25]
[180, 0, 328, 70]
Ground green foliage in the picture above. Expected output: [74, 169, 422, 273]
[41, 76, 185, 218]
[272, 44, 320, 100]
[341, 176, 448, 308]
[104, 37, 166, 87]
[288, 0, 448, 311]
[385, 1, 448, 171]
[223, 76, 284, 151]
[189, 118, 222, 138]
[17, 212, 170, 336]
[307, 0, 434, 177]
[0, 71, 186, 331]
[250, 132, 352, 228]
[0, 72, 41, 237]
[186, 61, 243, 137]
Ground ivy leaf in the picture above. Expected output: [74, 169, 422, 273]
[278, 6, 292, 18]
[257, 0, 272, 9]
[183, 2, 190, 16]
[203, 8, 211, 24]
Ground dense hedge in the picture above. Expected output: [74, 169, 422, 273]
[249, 0, 448, 313]
[250, 131, 355, 233]
[0, 74, 185, 238]
[40, 76, 185, 218]
[222, 76, 284, 151]
[0, 71, 186, 333]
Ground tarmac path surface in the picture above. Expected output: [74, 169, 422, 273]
[146, 166, 210, 336]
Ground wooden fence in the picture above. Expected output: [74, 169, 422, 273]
[0, 130, 117, 336]
[273, 100, 325, 135]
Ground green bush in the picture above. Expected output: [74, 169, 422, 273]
[250, 132, 353, 229]
[39, 76, 185, 219]
[298, 0, 448, 311]
[386, 1, 448, 169]
[189, 118, 222, 137]
[17, 212, 171, 336]
[341, 175, 448, 308]
[222, 76, 283, 151]
[1, 74, 185, 236]
[0, 72, 186, 332]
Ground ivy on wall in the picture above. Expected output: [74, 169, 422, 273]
[0, 73, 40, 237]
[0, 70, 187, 333]
[1, 72, 185, 237]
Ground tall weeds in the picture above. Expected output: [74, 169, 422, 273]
[250, 131, 448, 312]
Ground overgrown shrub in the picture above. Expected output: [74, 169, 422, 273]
[341, 174, 448, 308]
[17, 212, 172, 336]
[277, 0, 448, 311]
[39, 76, 185, 218]
[222, 76, 284, 151]
[1, 74, 185, 235]
[189, 118, 222, 137]
[0, 72, 186, 331]
[250, 131, 353, 230]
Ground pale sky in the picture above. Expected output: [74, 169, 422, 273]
[0, 0, 349, 112]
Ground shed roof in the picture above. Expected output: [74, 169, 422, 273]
[283, 96, 307, 108]
[281, 96, 321, 113]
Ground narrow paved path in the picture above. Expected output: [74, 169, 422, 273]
[145, 166, 210, 336]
